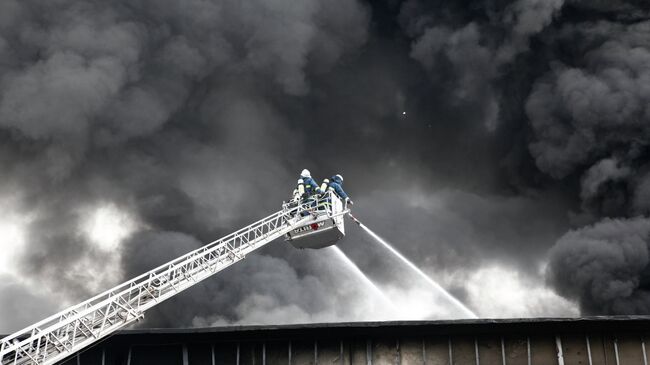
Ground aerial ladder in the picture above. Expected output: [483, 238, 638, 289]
[1, 191, 350, 365]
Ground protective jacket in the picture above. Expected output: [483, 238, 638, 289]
[299, 176, 320, 196]
[328, 175, 349, 200]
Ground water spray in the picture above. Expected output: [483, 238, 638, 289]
[347, 213, 478, 319]
[330, 246, 397, 311]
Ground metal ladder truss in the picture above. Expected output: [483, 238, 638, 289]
[1, 192, 344, 365]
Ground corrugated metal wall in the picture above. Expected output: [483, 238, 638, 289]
[57, 318, 650, 365]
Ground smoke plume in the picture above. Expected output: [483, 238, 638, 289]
[2, 0, 650, 331]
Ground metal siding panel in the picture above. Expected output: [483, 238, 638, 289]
[100, 342, 125, 365]
[452, 336, 476, 365]
[349, 339, 368, 365]
[616, 334, 645, 365]
[560, 334, 589, 365]
[601, 334, 618, 365]
[316, 340, 342, 365]
[187, 344, 214, 365]
[372, 339, 398, 365]
[214, 343, 238, 365]
[503, 337, 528, 365]
[424, 336, 452, 365]
[237, 343, 263, 365]
[60, 357, 77, 365]
[129, 345, 183, 365]
[589, 334, 620, 365]
[291, 340, 316, 365]
[528, 336, 556, 365]
[78, 345, 104, 365]
[585, 335, 608, 365]
[263, 341, 289, 365]
[399, 338, 424, 365]
[642, 336, 648, 365]
[476, 337, 502, 365]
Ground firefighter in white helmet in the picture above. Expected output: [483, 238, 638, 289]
[295, 169, 321, 201]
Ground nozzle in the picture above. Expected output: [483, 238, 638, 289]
[347, 213, 362, 226]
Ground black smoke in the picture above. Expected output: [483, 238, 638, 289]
[523, 7, 650, 314]
[547, 217, 650, 314]
[2, 0, 650, 331]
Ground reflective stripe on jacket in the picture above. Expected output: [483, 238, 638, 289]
[300, 176, 320, 195]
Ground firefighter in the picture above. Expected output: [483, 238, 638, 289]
[295, 169, 321, 217]
[325, 174, 353, 206]
[297, 169, 321, 199]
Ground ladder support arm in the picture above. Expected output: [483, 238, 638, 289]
[1, 194, 336, 365]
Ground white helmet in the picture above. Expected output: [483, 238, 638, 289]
[335, 174, 343, 182]
[301, 169, 311, 178]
